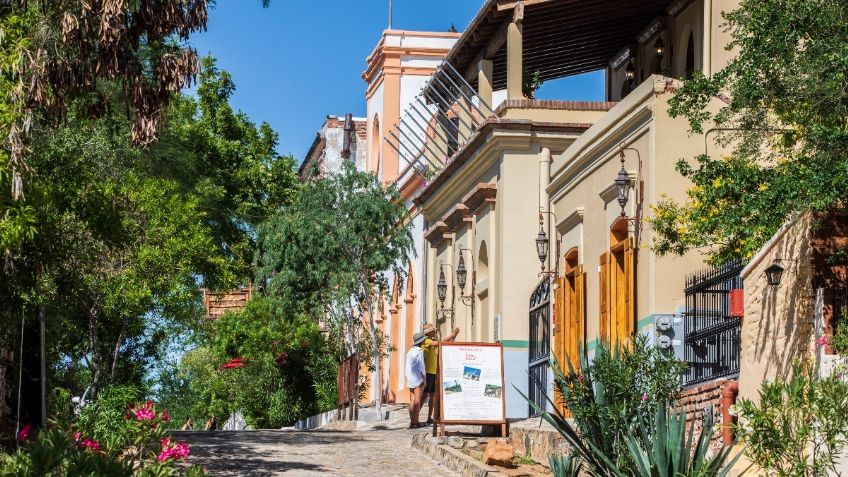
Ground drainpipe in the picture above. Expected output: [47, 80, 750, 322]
[721, 381, 739, 445]
[539, 147, 552, 256]
[703, 0, 713, 77]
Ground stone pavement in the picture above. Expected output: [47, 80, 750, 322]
[175, 405, 459, 476]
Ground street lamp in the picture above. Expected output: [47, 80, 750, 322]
[654, 35, 665, 74]
[765, 261, 785, 287]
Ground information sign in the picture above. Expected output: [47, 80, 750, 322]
[436, 342, 506, 435]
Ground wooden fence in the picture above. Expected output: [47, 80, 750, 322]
[337, 352, 359, 421]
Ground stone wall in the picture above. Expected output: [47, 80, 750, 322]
[737, 213, 817, 402]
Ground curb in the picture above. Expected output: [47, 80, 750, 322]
[411, 433, 507, 477]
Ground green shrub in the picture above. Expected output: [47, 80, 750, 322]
[523, 335, 736, 477]
[555, 335, 686, 472]
[734, 361, 848, 476]
[0, 401, 205, 476]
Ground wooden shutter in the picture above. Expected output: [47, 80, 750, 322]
[553, 276, 567, 416]
[573, 265, 585, 370]
[624, 238, 635, 339]
[599, 252, 609, 343]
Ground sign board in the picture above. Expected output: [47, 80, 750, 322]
[437, 342, 506, 434]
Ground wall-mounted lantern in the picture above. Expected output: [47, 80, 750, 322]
[765, 261, 785, 287]
[535, 208, 559, 282]
[615, 160, 631, 217]
[625, 60, 636, 89]
[613, 146, 644, 235]
[654, 35, 665, 74]
[456, 254, 468, 292]
[436, 262, 455, 322]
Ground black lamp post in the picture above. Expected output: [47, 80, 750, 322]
[654, 35, 665, 74]
[765, 261, 785, 287]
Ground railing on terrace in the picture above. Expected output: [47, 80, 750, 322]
[683, 259, 745, 387]
[384, 62, 494, 177]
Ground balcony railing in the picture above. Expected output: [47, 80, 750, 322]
[385, 62, 494, 177]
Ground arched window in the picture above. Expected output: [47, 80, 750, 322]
[477, 241, 489, 281]
[370, 115, 381, 174]
[685, 32, 696, 79]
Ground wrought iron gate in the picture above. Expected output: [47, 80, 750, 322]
[683, 260, 744, 386]
[528, 279, 551, 416]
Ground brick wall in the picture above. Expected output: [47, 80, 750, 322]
[679, 379, 728, 424]
[678, 379, 735, 448]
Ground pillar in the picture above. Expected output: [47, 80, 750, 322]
[506, 4, 524, 100]
[478, 59, 494, 108]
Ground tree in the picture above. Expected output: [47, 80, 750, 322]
[651, 0, 848, 264]
[0, 58, 298, 432]
[256, 162, 415, 419]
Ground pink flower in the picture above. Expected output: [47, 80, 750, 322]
[135, 408, 155, 420]
[158, 438, 191, 462]
[816, 335, 829, 347]
[73, 432, 81, 443]
[17, 424, 32, 442]
[81, 438, 101, 453]
[160, 410, 171, 423]
[576, 375, 584, 383]
[641, 393, 648, 401]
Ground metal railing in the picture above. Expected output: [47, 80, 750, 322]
[384, 62, 494, 177]
[683, 260, 744, 387]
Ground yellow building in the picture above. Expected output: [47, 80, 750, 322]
[389, 0, 741, 418]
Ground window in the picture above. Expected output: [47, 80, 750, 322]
[600, 219, 635, 347]
[554, 248, 585, 415]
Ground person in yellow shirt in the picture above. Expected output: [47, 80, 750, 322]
[421, 323, 459, 424]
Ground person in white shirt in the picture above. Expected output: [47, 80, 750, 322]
[405, 332, 427, 428]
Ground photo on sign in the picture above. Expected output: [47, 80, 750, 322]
[444, 379, 462, 394]
[462, 366, 481, 381]
[484, 384, 502, 398]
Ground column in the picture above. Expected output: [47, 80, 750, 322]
[478, 58, 494, 108]
[506, 4, 524, 100]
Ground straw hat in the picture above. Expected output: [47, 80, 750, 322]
[422, 323, 436, 336]
[412, 332, 427, 346]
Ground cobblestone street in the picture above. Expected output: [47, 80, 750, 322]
[176, 408, 457, 476]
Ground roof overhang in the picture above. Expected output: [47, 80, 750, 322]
[448, 0, 673, 88]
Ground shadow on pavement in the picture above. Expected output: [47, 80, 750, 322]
[174, 430, 368, 476]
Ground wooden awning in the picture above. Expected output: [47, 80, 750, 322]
[448, 0, 673, 89]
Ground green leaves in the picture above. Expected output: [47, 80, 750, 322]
[734, 361, 848, 476]
[658, 0, 848, 263]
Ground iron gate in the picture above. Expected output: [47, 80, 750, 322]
[683, 260, 744, 387]
[528, 279, 551, 416]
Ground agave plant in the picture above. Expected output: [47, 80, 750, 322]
[520, 335, 738, 477]
[618, 405, 740, 477]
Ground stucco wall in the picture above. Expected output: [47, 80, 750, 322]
[737, 214, 816, 402]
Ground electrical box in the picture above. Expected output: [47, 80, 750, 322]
[653, 313, 685, 361]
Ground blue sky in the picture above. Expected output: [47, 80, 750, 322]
[191, 1, 605, 160]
